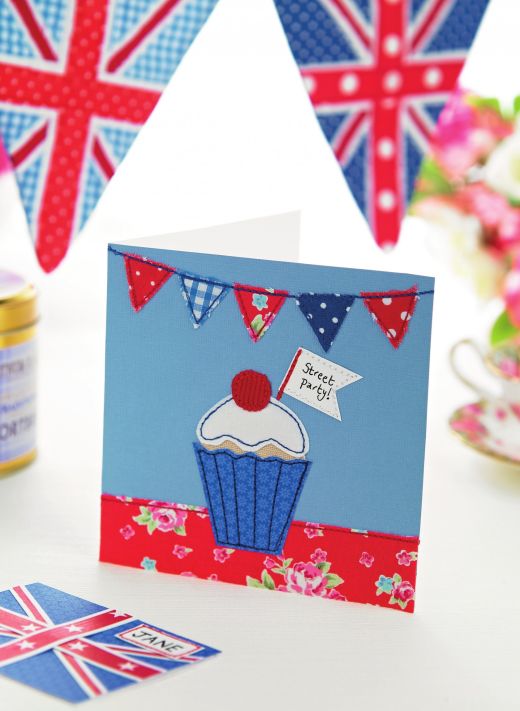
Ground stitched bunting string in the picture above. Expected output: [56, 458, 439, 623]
[296, 293, 355, 352]
[0, 0, 219, 272]
[124, 254, 173, 312]
[110, 247, 431, 349]
[361, 286, 418, 349]
[272, 0, 490, 249]
[180, 275, 229, 328]
[234, 284, 288, 342]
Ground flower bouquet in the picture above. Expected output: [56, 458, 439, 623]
[411, 89, 520, 351]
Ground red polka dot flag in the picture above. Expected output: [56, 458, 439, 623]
[0, 0, 218, 272]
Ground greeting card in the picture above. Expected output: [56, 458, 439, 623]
[0, 583, 219, 703]
[100, 213, 434, 612]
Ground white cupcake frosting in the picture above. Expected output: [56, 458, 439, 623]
[196, 396, 309, 457]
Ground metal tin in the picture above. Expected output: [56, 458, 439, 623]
[0, 270, 37, 473]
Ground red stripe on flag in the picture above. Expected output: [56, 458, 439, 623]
[106, 0, 183, 73]
[407, 104, 433, 146]
[410, 0, 453, 53]
[325, 0, 371, 50]
[333, 111, 368, 165]
[11, 123, 48, 168]
[58, 639, 164, 681]
[12, 585, 52, 625]
[10, 0, 58, 61]
[0, 607, 46, 634]
[92, 136, 115, 180]
[56, 650, 105, 697]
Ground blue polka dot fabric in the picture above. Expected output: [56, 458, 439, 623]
[296, 293, 355, 352]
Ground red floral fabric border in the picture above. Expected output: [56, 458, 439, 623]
[100, 494, 419, 613]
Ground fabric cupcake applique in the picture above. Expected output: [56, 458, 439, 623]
[194, 370, 311, 554]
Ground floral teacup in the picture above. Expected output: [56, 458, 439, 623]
[450, 339, 520, 404]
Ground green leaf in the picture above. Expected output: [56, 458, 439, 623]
[389, 596, 397, 605]
[392, 573, 402, 584]
[246, 576, 264, 589]
[133, 507, 152, 526]
[173, 525, 186, 536]
[397, 599, 407, 610]
[146, 520, 158, 535]
[316, 561, 331, 574]
[490, 310, 520, 347]
[466, 95, 501, 115]
[410, 157, 454, 204]
[375, 588, 384, 596]
[282, 558, 293, 568]
[270, 567, 287, 576]
[325, 573, 344, 589]
[514, 96, 520, 116]
[261, 570, 276, 590]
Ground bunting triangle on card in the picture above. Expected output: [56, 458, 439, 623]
[124, 255, 173, 312]
[180, 275, 229, 328]
[296, 293, 355, 352]
[361, 287, 418, 349]
[234, 285, 288, 341]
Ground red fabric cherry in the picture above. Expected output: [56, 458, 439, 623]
[232, 370, 272, 411]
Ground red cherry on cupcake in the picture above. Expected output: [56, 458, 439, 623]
[232, 370, 272, 412]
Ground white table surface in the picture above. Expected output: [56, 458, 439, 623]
[1, 0, 520, 708]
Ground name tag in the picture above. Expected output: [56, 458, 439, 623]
[118, 625, 200, 659]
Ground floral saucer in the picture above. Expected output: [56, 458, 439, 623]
[449, 400, 520, 466]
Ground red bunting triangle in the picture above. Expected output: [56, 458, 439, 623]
[124, 255, 174, 312]
[361, 286, 418, 349]
[234, 284, 288, 341]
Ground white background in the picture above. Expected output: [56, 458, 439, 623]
[1, 0, 520, 708]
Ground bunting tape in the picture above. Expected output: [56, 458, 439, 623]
[109, 247, 434, 350]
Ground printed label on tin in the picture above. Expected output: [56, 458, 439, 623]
[0, 340, 36, 464]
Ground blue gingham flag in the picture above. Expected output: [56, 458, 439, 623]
[180, 274, 228, 328]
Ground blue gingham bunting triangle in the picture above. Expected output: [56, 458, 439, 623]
[180, 274, 228, 328]
[297, 293, 355, 352]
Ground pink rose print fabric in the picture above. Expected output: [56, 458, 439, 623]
[101, 495, 419, 613]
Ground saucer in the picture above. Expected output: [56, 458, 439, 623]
[449, 400, 520, 466]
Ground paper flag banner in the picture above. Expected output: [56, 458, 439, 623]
[361, 287, 418, 349]
[297, 293, 355, 352]
[277, 347, 362, 420]
[273, 0, 490, 249]
[234, 285, 288, 341]
[124, 255, 173, 312]
[0, 0, 218, 272]
[180, 275, 229, 328]
[0, 582, 220, 703]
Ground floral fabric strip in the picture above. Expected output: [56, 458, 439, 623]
[100, 494, 419, 613]
[234, 285, 288, 342]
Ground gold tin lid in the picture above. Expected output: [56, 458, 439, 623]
[0, 270, 37, 334]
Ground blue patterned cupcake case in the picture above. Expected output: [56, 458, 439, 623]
[194, 443, 311, 554]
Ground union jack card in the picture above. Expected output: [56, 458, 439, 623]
[0, 582, 220, 703]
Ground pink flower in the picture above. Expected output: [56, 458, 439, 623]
[149, 506, 187, 533]
[327, 588, 346, 601]
[172, 544, 192, 559]
[396, 550, 413, 567]
[451, 415, 487, 441]
[263, 557, 277, 569]
[213, 548, 234, 563]
[304, 522, 324, 539]
[458, 184, 509, 231]
[392, 580, 415, 604]
[505, 265, 520, 328]
[497, 207, 520, 249]
[278, 562, 329, 597]
[310, 548, 327, 564]
[498, 357, 520, 379]
[359, 551, 374, 568]
[207, 573, 218, 581]
[180, 571, 197, 577]
[119, 525, 135, 541]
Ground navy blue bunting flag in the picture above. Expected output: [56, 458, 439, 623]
[296, 293, 355, 352]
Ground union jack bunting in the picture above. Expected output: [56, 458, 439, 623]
[0, 583, 219, 702]
[273, 0, 490, 248]
[0, 0, 218, 272]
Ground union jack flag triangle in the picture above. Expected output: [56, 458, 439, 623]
[0, 0, 218, 272]
[273, 0, 490, 249]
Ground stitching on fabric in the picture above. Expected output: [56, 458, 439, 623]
[124, 252, 172, 311]
[234, 286, 287, 341]
[362, 286, 418, 347]
[101, 494, 419, 544]
[110, 247, 435, 300]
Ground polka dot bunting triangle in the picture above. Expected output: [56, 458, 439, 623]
[296, 293, 355, 352]
[361, 287, 418, 349]
[124, 255, 173, 312]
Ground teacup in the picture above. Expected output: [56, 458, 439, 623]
[450, 339, 520, 404]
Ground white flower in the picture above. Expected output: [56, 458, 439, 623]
[483, 131, 520, 201]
